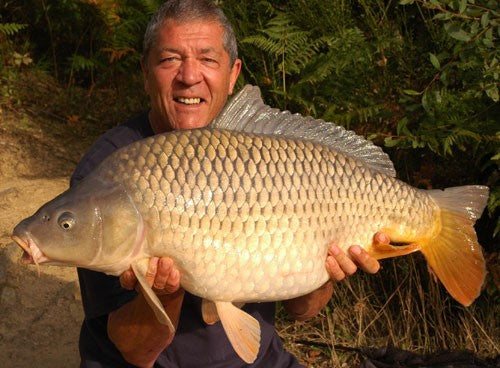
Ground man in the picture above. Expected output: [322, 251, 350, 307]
[71, 1, 382, 367]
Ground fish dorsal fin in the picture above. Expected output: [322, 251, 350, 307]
[131, 258, 175, 332]
[215, 301, 261, 364]
[212, 85, 396, 177]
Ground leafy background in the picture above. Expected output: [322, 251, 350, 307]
[1, 0, 498, 366]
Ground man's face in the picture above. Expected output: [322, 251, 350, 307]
[142, 19, 241, 132]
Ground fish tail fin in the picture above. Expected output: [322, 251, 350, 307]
[420, 185, 489, 306]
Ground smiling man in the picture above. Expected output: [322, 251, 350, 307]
[143, 17, 241, 132]
[71, 1, 381, 367]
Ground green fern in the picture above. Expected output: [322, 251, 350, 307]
[0, 22, 27, 36]
[68, 54, 98, 73]
[323, 104, 385, 130]
[242, 11, 321, 93]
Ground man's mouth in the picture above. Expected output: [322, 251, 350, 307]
[176, 97, 202, 105]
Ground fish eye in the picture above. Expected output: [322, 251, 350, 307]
[57, 212, 75, 230]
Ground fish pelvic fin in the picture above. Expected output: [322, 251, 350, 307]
[421, 185, 489, 307]
[131, 258, 175, 332]
[202, 300, 247, 325]
[215, 301, 261, 364]
[201, 299, 219, 325]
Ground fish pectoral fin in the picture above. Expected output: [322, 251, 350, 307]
[215, 301, 261, 364]
[367, 232, 421, 260]
[131, 259, 175, 333]
[201, 299, 219, 325]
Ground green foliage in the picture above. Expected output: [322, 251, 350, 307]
[0, 22, 27, 36]
[488, 184, 500, 236]
[1, 0, 158, 86]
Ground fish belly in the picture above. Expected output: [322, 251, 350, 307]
[106, 128, 438, 302]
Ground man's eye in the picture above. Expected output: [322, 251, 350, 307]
[160, 56, 179, 63]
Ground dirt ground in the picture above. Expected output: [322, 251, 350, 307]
[0, 112, 85, 367]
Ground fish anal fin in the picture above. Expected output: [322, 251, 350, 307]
[366, 230, 421, 260]
[215, 301, 261, 364]
[201, 299, 219, 325]
[367, 242, 421, 260]
[131, 258, 175, 332]
[420, 209, 486, 306]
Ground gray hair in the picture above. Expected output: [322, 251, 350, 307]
[143, 0, 238, 66]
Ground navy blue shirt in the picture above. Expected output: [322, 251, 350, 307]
[71, 112, 304, 368]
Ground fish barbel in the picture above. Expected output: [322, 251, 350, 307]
[12, 85, 488, 363]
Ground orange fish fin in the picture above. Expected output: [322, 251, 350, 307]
[201, 299, 219, 325]
[366, 238, 421, 260]
[420, 208, 486, 306]
[215, 301, 261, 364]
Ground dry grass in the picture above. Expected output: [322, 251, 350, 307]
[277, 255, 499, 367]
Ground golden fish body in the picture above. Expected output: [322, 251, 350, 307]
[104, 128, 436, 303]
[12, 85, 487, 363]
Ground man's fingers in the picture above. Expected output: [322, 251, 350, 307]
[119, 268, 137, 290]
[145, 257, 160, 286]
[327, 244, 357, 280]
[326, 255, 346, 281]
[152, 258, 172, 289]
[349, 245, 380, 274]
[164, 264, 181, 294]
[152, 257, 181, 294]
[373, 231, 390, 246]
[119, 257, 181, 294]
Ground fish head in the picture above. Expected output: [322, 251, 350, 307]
[12, 176, 144, 275]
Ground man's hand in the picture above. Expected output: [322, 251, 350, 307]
[283, 232, 387, 321]
[326, 232, 387, 281]
[120, 256, 181, 295]
[108, 257, 184, 367]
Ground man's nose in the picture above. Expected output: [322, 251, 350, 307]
[176, 58, 202, 85]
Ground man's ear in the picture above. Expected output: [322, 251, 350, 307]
[228, 58, 242, 95]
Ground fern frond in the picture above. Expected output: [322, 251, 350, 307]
[0, 23, 28, 36]
[68, 55, 98, 72]
[324, 104, 385, 129]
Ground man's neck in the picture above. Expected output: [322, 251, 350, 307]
[148, 110, 173, 134]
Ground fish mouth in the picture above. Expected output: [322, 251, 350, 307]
[11, 234, 50, 272]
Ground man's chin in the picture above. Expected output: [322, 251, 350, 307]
[172, 113, 212, 130]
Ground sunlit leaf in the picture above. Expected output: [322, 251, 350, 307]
[403, 89, 422, 95]
[458, 0, 467, 14]
[481, 12, 490, 28]
[429, 53, 440, 69]
[444, 24, 471, 41]
[384, 137, 401, 147]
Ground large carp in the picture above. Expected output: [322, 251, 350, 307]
[12, 85, 488, 363]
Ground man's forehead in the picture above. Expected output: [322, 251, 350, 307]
[153, 19, 227, 54]
[159, 46, 223, 56]
[162, 18, 223, 36]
